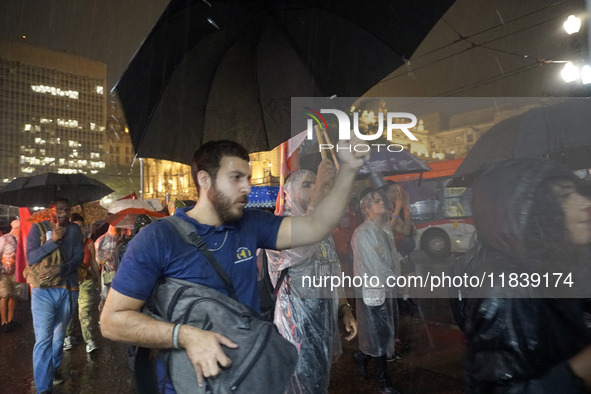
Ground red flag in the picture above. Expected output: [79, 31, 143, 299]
[15, 207, 32, 283]
[274, 131, 305, 215]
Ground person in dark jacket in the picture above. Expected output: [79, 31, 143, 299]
[454, 159, 591, 393]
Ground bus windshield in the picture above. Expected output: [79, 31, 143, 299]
[405, 179, 472, 222]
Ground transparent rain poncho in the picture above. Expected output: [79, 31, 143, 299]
[352, 191, 402, 358]
[266, 169, 343, 394]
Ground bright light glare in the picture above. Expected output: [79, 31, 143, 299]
[564, 15, 581, 34]
[561, 62, 579, 82]
[582, 65, 591, 84]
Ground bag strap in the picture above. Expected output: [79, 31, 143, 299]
[161, 216, 238, 301]
[260, 250, 288, 296]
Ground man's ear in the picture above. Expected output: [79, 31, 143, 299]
[197, 170, 211, 190]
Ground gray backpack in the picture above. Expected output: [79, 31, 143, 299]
[143, 216, 298, 393]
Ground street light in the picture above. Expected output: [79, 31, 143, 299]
[561, 62, 579, 82]
[564, 15, 581, 35]
[582, 65, 591, 84]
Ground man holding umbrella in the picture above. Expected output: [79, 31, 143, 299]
[26, 198, 84, 393]
[101, 139, 367, 392]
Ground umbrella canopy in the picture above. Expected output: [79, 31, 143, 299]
[28, 203, 108, 226]
[0, 173, 114, 207]
[245, 186, 279, 209]
[107, 198, 162, 214]
[106, 208, 166, 229]
[450, 99, 591, 186]
[116, 0, 455, 164]
[356, 147, 431, 179]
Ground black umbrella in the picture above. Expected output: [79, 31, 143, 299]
[116, 0, 455, 164]
[450, 99, 591, 186]
[0, 173, 114, 207]
[356, 148, 431, 178]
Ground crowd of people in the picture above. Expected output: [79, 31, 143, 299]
[1, 138, 591, 394]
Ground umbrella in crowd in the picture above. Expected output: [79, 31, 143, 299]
[356, 147, 432, 179]
[116, 0, 455, 163]
[27, 203, 108, 225]
[106, 208, 166, 229]
[450, 98, 591, 186]
[107, 198, 166, 229]
[0, 173, 114, 207]
[107, 198, 163, 214]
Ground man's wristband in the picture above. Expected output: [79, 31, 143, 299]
[391, 214, 399, 219]
[172, 323, 182, 349]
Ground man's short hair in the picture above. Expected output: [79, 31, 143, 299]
[190, 140, 250, 196]
[70, 213, 84, 223]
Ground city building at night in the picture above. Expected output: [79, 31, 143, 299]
[0, 39, 107, 185]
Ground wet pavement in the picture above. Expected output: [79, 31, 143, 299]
[1, 252, 465, 393]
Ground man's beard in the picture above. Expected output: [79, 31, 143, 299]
[208, 184, 248, 223]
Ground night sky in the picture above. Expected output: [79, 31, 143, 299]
[0, 0, 168, 90]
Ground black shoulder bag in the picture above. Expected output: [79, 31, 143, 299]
[140, 216, 298, 394]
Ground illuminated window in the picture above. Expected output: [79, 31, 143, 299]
[96, 85, 104, 95]
[31, 85, 79, 99]
[58, 119, 79, 129]
[58, 168, 79, 174]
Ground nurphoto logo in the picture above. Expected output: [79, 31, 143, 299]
[303, 107, 418, 153]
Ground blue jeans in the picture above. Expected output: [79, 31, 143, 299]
[31, 287, 78, 393]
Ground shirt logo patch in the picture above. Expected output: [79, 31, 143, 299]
[235, 247, 253, 264]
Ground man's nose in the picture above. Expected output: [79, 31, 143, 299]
[241, 179, 251, 195]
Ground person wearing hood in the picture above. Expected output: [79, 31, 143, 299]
[266, 161, 357, 394]
[455, 158, 591, 393]
[352, 190, 403, 394]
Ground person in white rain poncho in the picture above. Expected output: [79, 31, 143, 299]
[352, 190, 402, 394]
[267, 163, 357, 394]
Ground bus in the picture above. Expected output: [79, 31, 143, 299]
[387, 159, 475, 260]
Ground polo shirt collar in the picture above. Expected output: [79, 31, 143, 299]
[174, 206, 239, 234]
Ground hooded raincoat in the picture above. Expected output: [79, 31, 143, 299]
[266, 170, 343, 394]
[455, 159, 591, 393]
[352, 191, 402, 358]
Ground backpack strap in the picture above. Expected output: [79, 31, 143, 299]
[160, 216, 238, 301]
[260, 250, 288, 296]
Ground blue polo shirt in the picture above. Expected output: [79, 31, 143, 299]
[112, 207, 284, 311]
